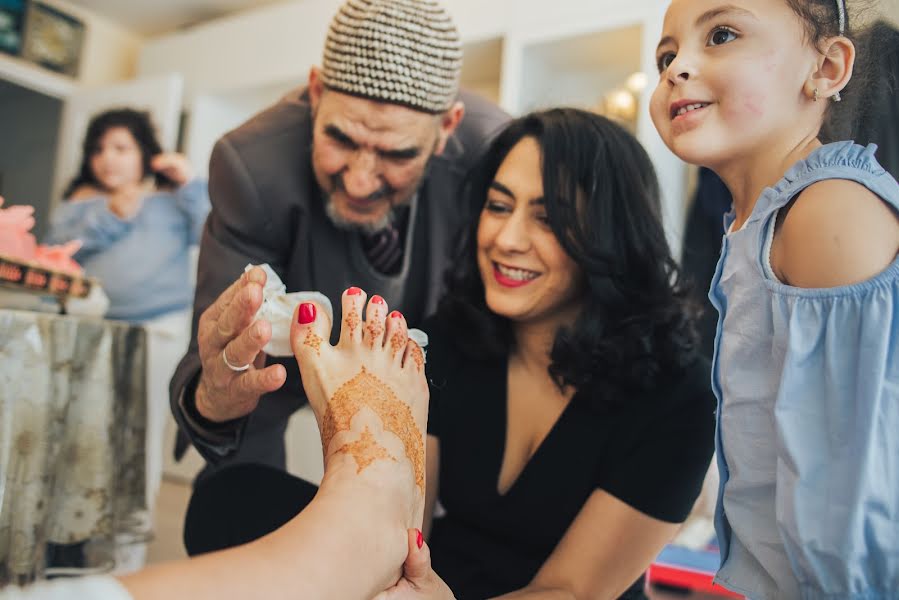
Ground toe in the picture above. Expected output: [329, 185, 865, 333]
[291, 301, 333, 371]
[339, 286, 367, 348]
[402, 337, 426, 374]
[363, 295, 389, 350]
[385, 310, 409, 366]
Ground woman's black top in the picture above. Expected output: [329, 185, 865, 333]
[423, 317, 716, 599]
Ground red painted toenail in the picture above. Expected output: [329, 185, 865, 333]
[416, 529, 423, 549]
[390, 311, 403, 319]
[347, 287, 362, 296]
[298, 303, 316, 324]
[370, 295, 385, 305]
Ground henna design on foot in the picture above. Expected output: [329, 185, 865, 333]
[303, 331, 323, 356]
[366, 319, 385, 349]
[335, 426, 398, 473]
[389, 332, 406, 359]
[321, 367, 425, 493]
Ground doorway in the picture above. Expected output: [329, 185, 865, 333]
[0, 78, 62, 239]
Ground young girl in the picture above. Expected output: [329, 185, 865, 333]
[44, 109, 210, 569]
[47, 108, 209, 324]
[647, 0, 899, 598]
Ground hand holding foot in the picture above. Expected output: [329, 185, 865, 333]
[374, 529, 456, 600]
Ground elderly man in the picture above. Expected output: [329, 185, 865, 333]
[170, 0, 507, 552]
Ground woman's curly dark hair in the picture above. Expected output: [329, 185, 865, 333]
[437, 108, 699, 409]
[63, 108, 175, 199]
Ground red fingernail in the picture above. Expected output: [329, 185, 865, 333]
[347, 287, 362, 296]
[298, 303, 316, 324]
[390, 310, 403, 319]
[370, 295, 385, 305]
[416, 529, 423, 549]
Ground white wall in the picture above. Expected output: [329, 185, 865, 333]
[885, 0, 899, 27]
[139, 0, 339, 102]
[139, 0, 665, 102]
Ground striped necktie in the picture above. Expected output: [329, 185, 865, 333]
[361, 208, 408, 275]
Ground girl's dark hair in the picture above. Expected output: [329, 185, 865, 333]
[786, 0, 882, 140]
[63, 108, 174, 199]
[437, 108, 699, 409]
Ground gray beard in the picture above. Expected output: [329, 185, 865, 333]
[323, 194, 396, 234]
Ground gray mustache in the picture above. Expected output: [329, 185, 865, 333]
[333, 174, 393, 202]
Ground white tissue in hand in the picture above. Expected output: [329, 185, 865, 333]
[245, 264, 428, 359]
[246, 264, 333, 357]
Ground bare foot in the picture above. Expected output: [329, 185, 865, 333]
[290, 287, 429, 527]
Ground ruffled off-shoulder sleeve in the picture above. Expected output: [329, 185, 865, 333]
[768, 264, 899, 597]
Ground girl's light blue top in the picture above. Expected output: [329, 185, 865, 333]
[708, 142, 899, 599]
[45, 179, 210, 322]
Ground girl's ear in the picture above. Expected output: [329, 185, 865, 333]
[809, 36, 855, 101]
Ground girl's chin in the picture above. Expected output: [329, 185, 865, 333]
[667, 141, 721, 169]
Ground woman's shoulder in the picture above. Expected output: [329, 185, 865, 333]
[66, 185, 105, 202]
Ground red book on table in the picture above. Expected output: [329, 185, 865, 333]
[647, 542, 744, 598]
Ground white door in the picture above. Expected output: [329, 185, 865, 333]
[51, 73, 184, 208]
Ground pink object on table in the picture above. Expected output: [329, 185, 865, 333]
[0, 198, 38, 261]
[0, 197, 84, 275]
[34, 241, 84, 276]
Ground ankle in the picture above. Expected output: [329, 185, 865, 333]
[319, 455, 420, 528]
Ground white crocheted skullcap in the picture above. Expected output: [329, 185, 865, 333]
[321, 0, 463, 113]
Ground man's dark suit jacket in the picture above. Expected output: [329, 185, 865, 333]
[169, 87, 508, 473]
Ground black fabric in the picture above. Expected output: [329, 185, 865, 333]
[423, 316, 717, 599]
[184, 463, 317, 556]
[681, 168, 732, 360]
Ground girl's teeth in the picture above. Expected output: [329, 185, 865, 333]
[677, 103, 707, 116]
[497, 265, 538, 281]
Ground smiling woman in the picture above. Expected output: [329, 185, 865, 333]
[441, 108, 699, 399]
[475, 136, 584, 325]
[403, 108, 716, 599]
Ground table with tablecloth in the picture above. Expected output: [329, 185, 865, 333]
[0, 309, 148, 585]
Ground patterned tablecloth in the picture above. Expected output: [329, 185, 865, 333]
[0, 309, 148, 585]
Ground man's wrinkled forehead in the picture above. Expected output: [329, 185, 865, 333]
[316, 90, 439, 151]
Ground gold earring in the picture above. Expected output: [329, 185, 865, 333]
[813, 88, 819, 102]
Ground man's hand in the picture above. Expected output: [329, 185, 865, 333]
[194, 266, 287, 422]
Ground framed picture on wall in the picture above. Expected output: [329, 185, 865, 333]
[21, 1, 84, 77]
[0, 0, 25, 56]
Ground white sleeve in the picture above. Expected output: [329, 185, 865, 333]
[0, 576, 132, 600]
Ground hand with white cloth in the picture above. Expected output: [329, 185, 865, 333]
[192, 265, 289, 423]
[192, 264, 425, 424]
